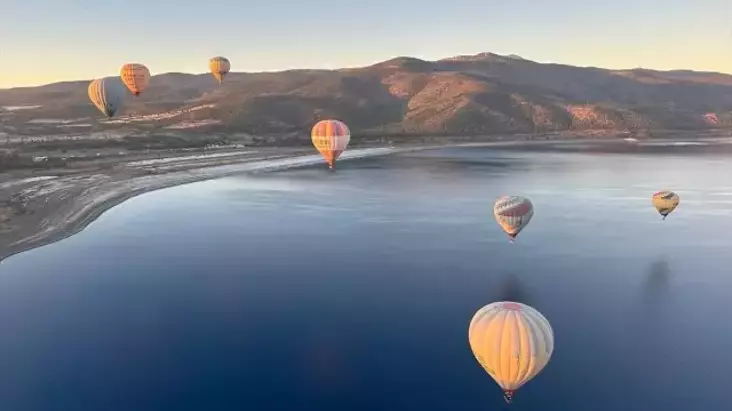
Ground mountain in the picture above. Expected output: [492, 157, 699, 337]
[2, 53, 732, 139]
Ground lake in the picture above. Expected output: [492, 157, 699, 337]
[1, 144, 731, 410]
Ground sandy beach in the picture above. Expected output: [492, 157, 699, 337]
[3, 135, 730, 262]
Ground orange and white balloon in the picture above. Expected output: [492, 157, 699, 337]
[120, 63, 151, 96]
[469, 301, 554, 403]
[494, 196, 534, 242]
[311, 119, 350, 169]
[652, 191, 679, 220]
[209, 56, 231, 84]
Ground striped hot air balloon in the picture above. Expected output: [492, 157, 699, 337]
[493, 196, 534, 243]
[88, 77, 126, 118]
[311, 119, 351, 169]
[469, 301, 554, 404]
[652, 191, 680, 220]
[120, 63, 151, 96]
[209, 56, 231, 84]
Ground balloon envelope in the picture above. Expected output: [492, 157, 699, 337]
[468, 301, 554, 402]
[120, 63, 150, 96]
[88, 77, 126, 118]
[209, 57, 231, 84]
[494, 196, 534, 241]
[652, 191, 679, 219]
[311, 120, 350, 169]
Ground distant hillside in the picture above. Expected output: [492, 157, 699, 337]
[2, 52, 732, 139]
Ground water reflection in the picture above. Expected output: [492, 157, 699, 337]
[370, 150, 535, 174]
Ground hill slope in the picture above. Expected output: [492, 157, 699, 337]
[2, 53, 732, 138]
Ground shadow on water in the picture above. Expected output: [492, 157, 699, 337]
[623, 257, 673, 351]
[490, 272, 534, 306]
[619, 257, 675, 393]
[643, 257, 673, 304]
[629, 257, 673, 332]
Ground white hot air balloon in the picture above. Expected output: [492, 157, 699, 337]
[468, 301, 554, 403]
[88, 77, 126, 118]
[494, 196, 534, 243]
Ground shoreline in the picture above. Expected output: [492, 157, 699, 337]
[2, 136, 730, 262]
[0, 146, 402, 262]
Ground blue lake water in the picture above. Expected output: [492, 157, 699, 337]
[1, 146, 732, 410]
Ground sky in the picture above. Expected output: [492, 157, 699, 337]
[0, 0, 730, 88]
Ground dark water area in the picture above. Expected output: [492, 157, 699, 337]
[1, 146, 731, 410]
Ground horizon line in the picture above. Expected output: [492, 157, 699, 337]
[2, 51, 730, 91]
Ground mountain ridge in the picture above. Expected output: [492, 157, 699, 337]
[2, 52, 732, 138]
[5, 52, 732, 90]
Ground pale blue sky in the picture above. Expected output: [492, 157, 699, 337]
[0, 0, 730, 88]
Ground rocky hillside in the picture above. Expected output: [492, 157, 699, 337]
[2, 52, 732, 138]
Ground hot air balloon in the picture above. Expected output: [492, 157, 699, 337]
[88, 77, 126, 118]
[120, 63, 150, 96]
[311, 119, 350, 170]
[652, 191, 679, 220]
[494, 196, 534, 243]
[209, 56, 231, 84]
[468, 301, 554, 404]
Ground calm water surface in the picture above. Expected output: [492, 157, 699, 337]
[1, 146, 731, 410]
